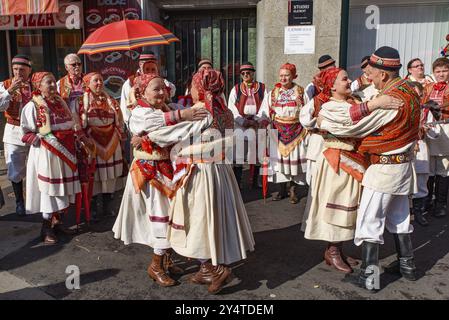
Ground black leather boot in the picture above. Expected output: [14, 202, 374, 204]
[11, 181, 25, 216]
[272, 182, 287, 201]
[102, 193, 116, 216]
[433, 176, 448, 218]
[358, 241, 380, 291]
[412, 198, 429, 226]
[233, 166, 243, 190]
[385, 234, 417, 281]
[425, 176, 435, 213]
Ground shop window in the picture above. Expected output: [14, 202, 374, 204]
[16, 30, 44, 72]
[55, 29, 83, 79]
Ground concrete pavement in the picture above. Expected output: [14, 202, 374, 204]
[1, 159, 449, 300]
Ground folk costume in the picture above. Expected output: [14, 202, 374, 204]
[113, 73, 187, 287]
[319, 47, 421, 288]
[0, 55, 33, 216]
[57, 73, 85, 105]
[227, 63, 267, 188]
[423, 79, 449, 218]
[72, 72, 125, 218]
[304, 67, 367, 273]
[258, 63, 307, 203]
[145, 69, 255, 294]
[21, 72, 81, 244]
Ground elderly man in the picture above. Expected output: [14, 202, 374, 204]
[318, 46, 421, 290]
[120, 51, 176, 128]
[57, 53, 84, 105]
[0, 55, 33, 216]
[228, 62, 267, 189]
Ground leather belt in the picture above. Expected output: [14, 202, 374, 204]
[370, 153, 412, 164]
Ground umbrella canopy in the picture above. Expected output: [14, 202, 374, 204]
[78, 19, 179, 55]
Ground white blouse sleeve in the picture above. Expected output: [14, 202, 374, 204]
[129, 107, 167, 136]
[20, 101, 37, 134]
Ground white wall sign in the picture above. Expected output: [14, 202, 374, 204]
[284, 25, 315, 54]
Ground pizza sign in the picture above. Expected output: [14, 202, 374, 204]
[0, 1, 83, 30]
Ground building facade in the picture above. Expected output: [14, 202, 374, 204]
[0, 0, 448, 101]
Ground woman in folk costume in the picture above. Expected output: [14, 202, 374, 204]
[144, 69, 255, 294]
[72, 72, 126, 219]
[304, 67, 403, 273]
[257, 63, 307, 204]
[21, 72, 83, 244]
[113, 73, 209, 287]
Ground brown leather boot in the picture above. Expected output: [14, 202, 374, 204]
[41, 219, 57, 245]
[208, 265, 233, 294]
[190, 261, 215, 285]
[324, 243, 353, 273]
[147, 254, 177, 287]
[163, 249, 184, 275]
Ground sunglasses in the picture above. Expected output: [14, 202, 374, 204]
[69, 62, 82, 67]
[241, 71, 253, 76]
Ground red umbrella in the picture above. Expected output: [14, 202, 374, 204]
[78, 19, 179, 55]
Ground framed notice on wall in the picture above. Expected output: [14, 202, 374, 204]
[284, 26, 315, 54]
[288, 0, 313, 26]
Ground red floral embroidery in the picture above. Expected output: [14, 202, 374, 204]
[434, 82, 447, 92]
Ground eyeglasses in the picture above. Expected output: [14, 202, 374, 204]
[411, 64, 424, 68]
[69, 62, 82, 67]
[241, 71, 253, 76]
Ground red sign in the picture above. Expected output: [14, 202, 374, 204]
[83, 0, 143, 99]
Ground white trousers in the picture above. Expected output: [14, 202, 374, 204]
[354, 187, 413, 246]
[4, 143, 29, 183]
[413, 173, 429, 199]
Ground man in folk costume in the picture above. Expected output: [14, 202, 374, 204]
[422, 57, 449, 218]
[113, 73, 209, 287]
[57, 53, 85, 105]
[258, 63, 307, 204]
[304, 55, 336, 104]
[228, 62, 267, 189]
[72, 72, 126, 220]
[318, 46, 421, 290]
[307, 67, 404, 273]
[21, 72, 84, 244]
[0, 55, 33, 216]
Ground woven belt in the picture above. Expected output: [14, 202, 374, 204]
[6, 118, 20, 126]
[370, 153, 412, 164]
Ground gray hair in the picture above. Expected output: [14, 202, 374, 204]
[64, 53, 81, 65]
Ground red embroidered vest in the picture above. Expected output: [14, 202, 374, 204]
[234, 82, 265, 116]
[423, 82, 449, 120]
[3, 78, 31, 125]
[358, 78, 420, 154]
